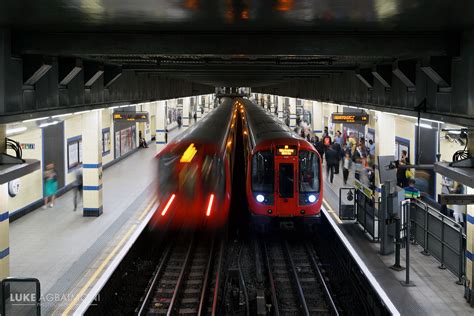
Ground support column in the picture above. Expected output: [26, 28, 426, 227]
[277, 96, 284, 120]
[0, 179, 9, 281]
[82, 110, 103, 217]
[155, 101, 167, 153]
[375, 112, 396, 189]
[182, 98, 190, 127]
[311, 101, 324, 135]
[289, 98, 297, 128]
[197, 96, 203, 120]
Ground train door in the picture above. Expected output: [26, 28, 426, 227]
[275, 158, 297, 216]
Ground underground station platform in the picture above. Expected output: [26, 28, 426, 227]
[1, 1, 474, 315]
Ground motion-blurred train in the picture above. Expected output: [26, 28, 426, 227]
[239, 98, 323, 231]
[150, 97, 237, 230]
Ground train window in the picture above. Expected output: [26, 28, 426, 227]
[251, 151, 274, 193]
[298, 151, 320, 193]
[158, 153, 179, 196]
[279, 163, 294, 198]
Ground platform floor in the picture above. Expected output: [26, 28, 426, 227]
[322, 161, 471, 315]
[9, 126, 186, 315]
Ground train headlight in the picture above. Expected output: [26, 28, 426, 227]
[256, 194, 265, 203]
[308, 194, 317, 203]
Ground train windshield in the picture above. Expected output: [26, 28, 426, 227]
[299, 150, 320, 193]
[251, 151, 274, 192]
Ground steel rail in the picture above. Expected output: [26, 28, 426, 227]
[197, 234, 216, 316]
[237, 241, 250, 316]
[211, 238, 225, 316]
[305, 242, 339, 316]
[137, 243, 173, 316]
[167, 234, 196, 316]
[283, 240, 310, 316]
[262, 240, 280, 316]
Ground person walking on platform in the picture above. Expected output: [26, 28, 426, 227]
[177, 115, 182, 129]
[450, 182, 465, 225]
[325, 144, 338, 183]
[43, 163, 58, 208]
[73, 168, 83, 211]
[342, 152, 352, 185]
[313, 136, 325, 159]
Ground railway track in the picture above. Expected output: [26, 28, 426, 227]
[137, 232, 224, 315]
[261, 238, 339, 316]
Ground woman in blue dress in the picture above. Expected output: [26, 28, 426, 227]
[44, 163, 58, 208]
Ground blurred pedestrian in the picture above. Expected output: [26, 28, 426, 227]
[451, 182, 465, 224]
[325, 144, 338, 183]
[44, 163, 58, 208]
[73, 168, 83, 211]
[343, 152, 352, 185]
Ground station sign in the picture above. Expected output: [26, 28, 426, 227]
[113, 112, 149, 122]
[331, 112, 369, 125]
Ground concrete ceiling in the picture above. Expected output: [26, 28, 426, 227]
[1, 1, 472, 86]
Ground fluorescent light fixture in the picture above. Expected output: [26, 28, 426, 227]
[416, 123, 433, 129]
[39, 121, 59, 128]
[448, 130, 461, 135]
[74, 110, 91, 115]
[22, 117, 49, 123]
[6, 126, 27, 135]
[397, 114, 416, 120]
[119, 105, 129, 108]
[109, 106, 120, 109]
[52, 113, 73, 118]
[421, 118, 443, 124]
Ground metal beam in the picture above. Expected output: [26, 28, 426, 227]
[58, 58, 82, 86]
[372, 64, 392, 89]
[23, 55, 52, 86]
[392, 60, 416, 92]
[14, 32, 452, 57]
[104, 65, 122, 88]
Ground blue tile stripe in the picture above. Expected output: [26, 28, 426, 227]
[313, 130, 323, 133]
[156, 141, 166, 144]
[156, 129, 166, 133]
[84, 207, 103, 212]
[83, 184, 103, 191]
[467, 250, 473, 262]
[83, 163, 102, 169]
[0, 212, 8, 222]
[467, 214, 474, 224]
[0, 248, 9, 260]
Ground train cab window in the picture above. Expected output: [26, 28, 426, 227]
[279, 163, 294, 198]
[298, 151, 320, 193]
[158, 153, 179, 195]
[251, 151, 274, 192]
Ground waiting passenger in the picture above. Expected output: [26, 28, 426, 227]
[342, 152, 352, 185]
[73, 168, 83, 211]
[404, 179, 420, 200]
[450, 182, 465, 225]
[43, 163, 58, 208]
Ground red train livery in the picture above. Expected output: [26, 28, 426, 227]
[239, 98, 323, 231]
[151, 97, 237, 230]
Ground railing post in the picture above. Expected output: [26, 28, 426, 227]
[439, 215, 446, 269]
[456, 225, 464, 285]
[401, 200, 415, 287]
[391, 214, 405, 271]
[421, 203, 430, 255]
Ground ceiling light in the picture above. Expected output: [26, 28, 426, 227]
[6, 126, 27, 136]
[39, 121, 60, 128]
[52, 113, 73, 118]
[74, 110, 91, 115]
[416, 123, 433, 129]
[22, 117, 49, 123]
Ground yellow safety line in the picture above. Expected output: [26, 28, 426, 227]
[62, 198, 156, 315]
[323, 199, 343, 224]
[138, 197, 158, 221]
